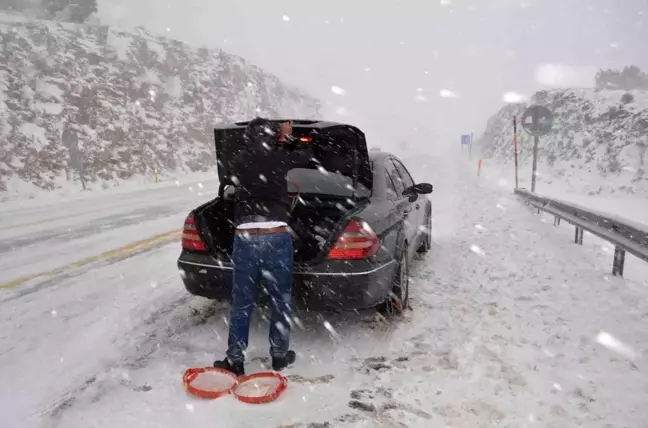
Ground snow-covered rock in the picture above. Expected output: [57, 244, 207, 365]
[476, 89, 648, 196]
[0, 13, 320, 195]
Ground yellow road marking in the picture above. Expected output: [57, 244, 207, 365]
[0, 230, 182, 290]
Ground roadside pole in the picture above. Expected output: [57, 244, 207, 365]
[530, 103, 539, 192]
[469, 132, 473, 158]
[513, 116, 519, 188]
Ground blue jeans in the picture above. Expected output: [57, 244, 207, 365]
[226, 231, 293, 363]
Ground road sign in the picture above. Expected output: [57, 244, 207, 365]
[521, 105, 553, 137]
[461, 135, 471, 145]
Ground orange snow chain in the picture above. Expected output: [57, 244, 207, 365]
[232, 372, 288, 404]
[183, 367, 239, 399]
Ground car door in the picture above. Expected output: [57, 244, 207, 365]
[392, 159, 425, 248]
[385, 158, 417, 256]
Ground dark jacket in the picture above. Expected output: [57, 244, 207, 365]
[229, 122, 315, 226]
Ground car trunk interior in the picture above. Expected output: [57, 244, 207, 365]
[195, 197, 355, 263]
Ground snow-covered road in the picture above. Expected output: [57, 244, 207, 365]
[1, 151, 647, 428]
[0, 176, 219, 287]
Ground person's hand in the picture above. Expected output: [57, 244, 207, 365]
[279, 121, 293, 139]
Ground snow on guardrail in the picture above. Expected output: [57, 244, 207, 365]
[514, 188, 648, 277]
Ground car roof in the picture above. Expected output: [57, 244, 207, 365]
[369, 150, 395, 162]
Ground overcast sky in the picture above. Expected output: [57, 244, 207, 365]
[98, 0, 648, 149]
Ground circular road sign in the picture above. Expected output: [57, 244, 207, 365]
[521, 105, 553, 137]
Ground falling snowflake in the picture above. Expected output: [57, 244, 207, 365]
[275, 322, 288, 336]
[185, 403, 195, 412]
[261, 269, 276, 282]
[51, 310, 57, 317]
[440, 0, 452, 5]
[293, 316, 305, 330]
[323, 320, 339, 339]
[439, 89, 458, 98]
[283, 15, 290, 21]
[470, 244, 485, 256]
[331, 86, 347, 96]
[596, 331, 637, 359]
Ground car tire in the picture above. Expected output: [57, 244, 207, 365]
[417, 205, 432, 253]
[378, 248, 409, 316]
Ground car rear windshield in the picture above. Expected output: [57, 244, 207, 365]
[287, 168, 370, 198]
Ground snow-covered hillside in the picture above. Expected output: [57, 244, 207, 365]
[0, 13, 320, 197]
[476, 89, 648, 196]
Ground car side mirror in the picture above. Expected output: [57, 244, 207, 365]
[403, 183, 433, 197]
[223, 184, 236, 200]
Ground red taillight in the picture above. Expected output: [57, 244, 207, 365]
[328, 219, 380, 260]
[182, 215, 207, 252]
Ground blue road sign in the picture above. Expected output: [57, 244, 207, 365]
[461, 134, 471, 145]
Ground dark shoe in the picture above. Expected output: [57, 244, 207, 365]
[272, 350, 296, 371]
[213, 358, 245, 376]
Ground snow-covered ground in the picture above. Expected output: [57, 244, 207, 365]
[1, 148, 647, 428]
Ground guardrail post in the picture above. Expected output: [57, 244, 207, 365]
[613, 247, 626, 277]
[553, 216, 561, 226]
[574, 227, 584, 245]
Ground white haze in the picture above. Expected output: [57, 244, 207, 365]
[98, 0, 648, 154]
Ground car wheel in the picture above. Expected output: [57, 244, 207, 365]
[378, 249, 409, 316]
[417, 205, 432, 253]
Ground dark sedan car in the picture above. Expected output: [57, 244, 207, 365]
[177, 120, 433, 315]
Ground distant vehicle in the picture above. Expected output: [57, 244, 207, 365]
[177, 120, 433, 315]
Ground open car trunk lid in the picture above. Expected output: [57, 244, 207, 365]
[213, 120, 373, 194]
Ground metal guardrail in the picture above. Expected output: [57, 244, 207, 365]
[514, 188, 648, 277]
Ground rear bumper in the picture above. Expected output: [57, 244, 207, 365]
[177, 251, 396, 311]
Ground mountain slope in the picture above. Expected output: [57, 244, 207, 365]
[476, 89, 648, 195]
[0, 13, 320, 196]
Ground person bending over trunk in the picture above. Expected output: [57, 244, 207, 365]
[213, 118, 316, 376]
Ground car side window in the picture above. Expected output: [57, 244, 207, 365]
[392, 159, 415, 190]
[384, 170, 398, 199]
[385, 159, 405, 195]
